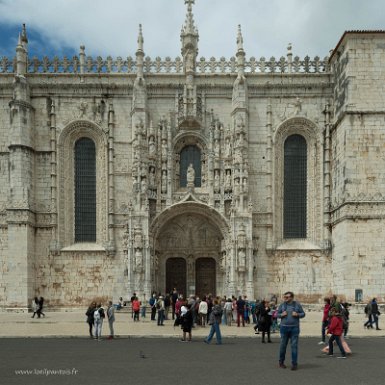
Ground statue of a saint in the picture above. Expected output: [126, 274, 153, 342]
[187, 163, 195, 185]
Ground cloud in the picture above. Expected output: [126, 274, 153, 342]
[0, 0, 384, 59]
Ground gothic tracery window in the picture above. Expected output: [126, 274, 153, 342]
[74, 137, 96, 242]
[283, 134, 307, 238]
[180, 145, 201, 187]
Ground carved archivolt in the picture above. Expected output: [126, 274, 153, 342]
[57, 120, 108, 248]
[273, 117, 322, 247]
[150, 201, 230, 244]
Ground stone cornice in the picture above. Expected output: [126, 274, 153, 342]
[331, 109, 385, 132]
[330, 201, 385, 226]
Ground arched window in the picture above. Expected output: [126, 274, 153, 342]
[74, 138, 96, 242]
[180, 145, 201, 187]
[284, 134, 307, 238]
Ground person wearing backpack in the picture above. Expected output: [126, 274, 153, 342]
[204, 298, 223, 345]
[85, 301, 97, 338]
[94, 302, 105, 340]
[277, 291, 305, 371]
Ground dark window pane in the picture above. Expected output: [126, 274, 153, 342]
[180, 145, 201, 187]
[284, 134, 307, 238]
[75, 138, 96, 242]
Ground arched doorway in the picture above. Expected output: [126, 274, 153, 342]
[166, 258, 186, 296]
[152, 203, 228, 297]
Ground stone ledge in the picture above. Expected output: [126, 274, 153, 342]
[61, 243, 106, 252]
[276, 239, 321, 250]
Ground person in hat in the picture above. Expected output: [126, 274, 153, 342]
[156, 295, 165, 326]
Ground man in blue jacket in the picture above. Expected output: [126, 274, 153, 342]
[277, 291, 306, 371]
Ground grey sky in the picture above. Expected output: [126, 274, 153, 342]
[0, 0, 384, 59]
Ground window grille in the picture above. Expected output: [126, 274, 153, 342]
[74, 138, 96, 242]
[180, 145, 201, 187]
[284, 134, 307, 238]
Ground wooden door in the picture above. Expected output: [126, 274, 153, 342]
[195, 258, 216, 298]
[166, 258, 186, 297]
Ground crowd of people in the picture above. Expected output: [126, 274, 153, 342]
[80, 290, 381, 369]
[25, 287, 383, 373]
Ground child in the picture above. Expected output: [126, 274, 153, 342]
[132, 297, 141, 321]
[327, 308, 346, 358]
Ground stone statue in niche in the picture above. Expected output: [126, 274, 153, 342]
[141, 177, 147, 193]
[225, 171, 232, 191]
[225, 137, 232, 158]
[185, 48, 195, 73]
[187, 163, 195, 185]
[161, 139, 167, 159]
[238, 249, 246, 268]
[148, 136, 156, 156]
[242, 177, 248, 194]
[161, 170, 167, 193]
[135, 249, 143, 271]
[214, 140, 220, 157]
[234, 178, 240, 195]
[149, 167, 155, 187]
[214, 170, 220, 193]
[234, 148, 242, 164]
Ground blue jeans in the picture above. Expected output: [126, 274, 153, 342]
[321, 320, 329, 342]
[328, 334, 346, 356]
[372, 313, 379, 329]
[157, 310, 164, 325]
[279, 326, 299, 365]
[206, 322, 222, 344]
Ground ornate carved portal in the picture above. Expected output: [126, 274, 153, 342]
[156, 212, 223, 296]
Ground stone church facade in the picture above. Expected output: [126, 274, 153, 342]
[1, 1, 385, 308]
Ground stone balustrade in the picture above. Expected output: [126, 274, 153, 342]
[0, 54, 330, 74]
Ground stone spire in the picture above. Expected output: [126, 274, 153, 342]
[21, 23, 28, 47]
[181, 0, 199, 74]
[15, 24, 28, 77]
[236, 25, 245, 79]
[237, 24, 244, 53]
[136, 24, 145, 78]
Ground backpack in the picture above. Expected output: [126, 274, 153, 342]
[156, 300, 161, 310]
[94, 308, 101, 321]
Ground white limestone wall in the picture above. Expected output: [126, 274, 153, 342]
[332, 219, 385, 302]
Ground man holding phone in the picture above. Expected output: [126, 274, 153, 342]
[277, 291, 306, 371]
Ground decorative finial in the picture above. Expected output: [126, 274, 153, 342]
[237, 24, 244, 52]
[17, 32, 22, 47]
[137, 24, 144, 52]
[183, 0, 198, 35]
[21, 23, 28, 44]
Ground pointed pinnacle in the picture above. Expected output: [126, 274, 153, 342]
[21, 23, 28, 44]
[237, 24, 244, 51]
[183, 0, 197, 35]
[17, 32, 22, 47]
[137, 24, 144, 51]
